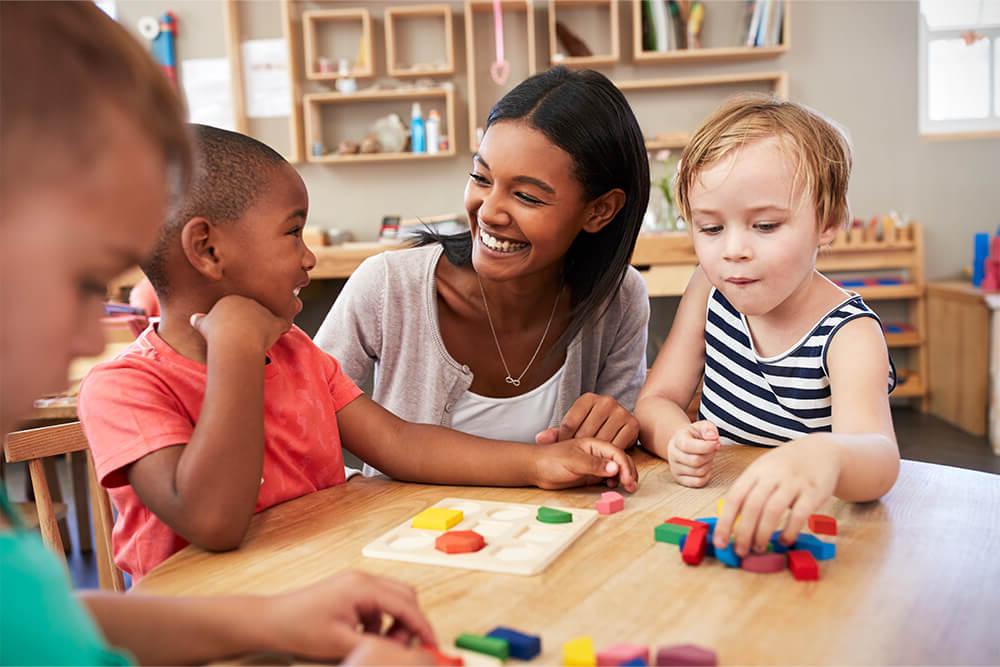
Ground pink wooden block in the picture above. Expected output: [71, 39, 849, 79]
[741, 552, 787, 574]
[597, 643, 649, 666]
[655, 644, 717, 666]
[597, 491, 625, 515]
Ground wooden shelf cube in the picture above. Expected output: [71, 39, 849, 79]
[548, 0, 619, 68]
[385, 4, 455, 78]
[302, 8, 374, 81]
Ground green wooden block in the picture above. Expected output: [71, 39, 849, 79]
[654, 522, 690, 545]
[456, 633, 510, 660]
[536, 506, 573, 524]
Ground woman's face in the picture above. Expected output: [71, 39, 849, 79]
[464, 121, 595, 283]
[0, 117, 168, 433]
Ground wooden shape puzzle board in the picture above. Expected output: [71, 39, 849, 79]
[362, 497, 598, 576]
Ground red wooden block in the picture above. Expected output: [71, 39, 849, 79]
[655, 644, 717, 666]
[788, 550, 819, 581]
[741, 552, 786, 574]
[681, 525, 708, 566]
[424, 646, 465, 666]
[435, 530, 486, 554]
[665, 517, 702, 529]
[808, 514, 838, 536]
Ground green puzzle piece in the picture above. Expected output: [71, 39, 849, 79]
[456, 633, 510, 660]
[536, 506, 573, 524]
[654, 522, 690, 545]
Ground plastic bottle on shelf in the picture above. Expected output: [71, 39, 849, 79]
[426, 109, 440, 155]
[410, 102, 426, 153]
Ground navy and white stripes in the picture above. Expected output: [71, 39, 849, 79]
[699, 288, 895, 447]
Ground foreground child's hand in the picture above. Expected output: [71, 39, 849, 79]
[534, 393, 639, 449]
[667, 420, 721, 487]
[532, 438, 638, 492]
[190, 294, 290, 353]
[713, 439, 840, 557]
[266, 570, 436, 661]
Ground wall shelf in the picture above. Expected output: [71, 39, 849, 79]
[384, 4, 455, 78]
[548, 0, 619, 68]
[302, 8, 374, 81]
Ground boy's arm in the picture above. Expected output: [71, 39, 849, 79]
[126, 297, 289, 551]
[635, 268, 711, 459]
[337, 395, 638, 491]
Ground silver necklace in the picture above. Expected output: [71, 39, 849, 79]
[476, 275, 562, 388]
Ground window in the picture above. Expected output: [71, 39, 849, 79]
[919, 0, 1000, 138]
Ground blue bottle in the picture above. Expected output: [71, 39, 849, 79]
[410, 102, 426, 154]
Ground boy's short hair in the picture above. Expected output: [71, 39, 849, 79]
[142, 124, 288, 297]
[0, 2, 191, 203]
[676, 94, 853, 232]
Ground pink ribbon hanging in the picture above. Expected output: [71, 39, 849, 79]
[490, 0, 511, 85]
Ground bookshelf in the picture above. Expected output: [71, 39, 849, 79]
[302, 8, 374, 81]
[384, 4, 455, 78]
[548, 0, 620, 68]
[632, 0, 790, 64]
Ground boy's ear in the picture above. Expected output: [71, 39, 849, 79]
[179, 217, 224, 281]
[818, 219, 841, 247]
[582, 188, 626, 234]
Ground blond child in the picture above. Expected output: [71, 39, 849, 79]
[636, 96, 899, 557]
[78, 124, 638, 580]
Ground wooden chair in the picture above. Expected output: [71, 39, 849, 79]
[4, 422, 125, 591]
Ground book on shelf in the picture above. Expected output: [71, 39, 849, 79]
[745, 0, 783, 48]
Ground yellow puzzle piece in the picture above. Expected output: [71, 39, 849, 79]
[562, 636, 596, 667]
[411, 507, 463, 531]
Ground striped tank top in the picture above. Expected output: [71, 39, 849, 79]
[699, 288, 896, 447]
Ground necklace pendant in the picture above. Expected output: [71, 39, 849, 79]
[506, 376, 520, 387]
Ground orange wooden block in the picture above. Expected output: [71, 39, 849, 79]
[435, 530, 486, 554]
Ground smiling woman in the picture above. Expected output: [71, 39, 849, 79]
[315, 67, 651, 475]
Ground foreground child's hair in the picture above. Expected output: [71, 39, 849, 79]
[675, 94, 853, 232]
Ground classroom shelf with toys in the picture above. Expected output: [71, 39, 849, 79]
[817, 218, 930, 408]
[547, 0, 620, 68]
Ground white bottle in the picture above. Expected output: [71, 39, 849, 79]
[426, 109, 441, 155]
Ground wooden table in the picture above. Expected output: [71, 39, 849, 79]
[135, 448, 1000, 664]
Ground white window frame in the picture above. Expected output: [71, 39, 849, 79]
[918, 14, 1000, 139]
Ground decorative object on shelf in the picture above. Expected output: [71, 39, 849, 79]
[317, 56, 335, 74]
[426, 109, 441, 155]
[555, 21, 592, 58]
[410, 102, 426, 153]
[337, 140, 360, 155]
[644, 149, 680, 232]
[310, 141, 326, 157]
[372, 113, 408, 153]
[335, 58, 357, 93]
[687, 2, 704, 49]
[490, 0, 511, 84]
[360, 134, 381, 154]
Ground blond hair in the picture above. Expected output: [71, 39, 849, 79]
[675, 94, 853, 232]
[0, 2, 192, 201]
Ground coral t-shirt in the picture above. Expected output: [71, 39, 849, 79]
[78, 325, 362, 579]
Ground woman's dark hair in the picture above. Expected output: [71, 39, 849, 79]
[417, 66, 649, 347]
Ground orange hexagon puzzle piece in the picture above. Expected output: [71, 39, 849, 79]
[435, 530, 486, 554]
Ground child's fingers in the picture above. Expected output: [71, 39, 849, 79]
[695, 420, 719, 441]
[674, 473, 711, 488]
[610, 419, 640, 449]
[674, 434, 718, 456]
[752, 486, 797, 553]
[731, 478, 780, 556]
[584, 439, 638, 491]
[780, 490, 820, 545]
[713, 476, 755, 548]
[534, 428, 559, 444]
[670, 462, 711, 479]
[558, 396, 596, 440]
[669, 448, 714, 469]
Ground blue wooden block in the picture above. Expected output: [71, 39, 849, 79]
[770, 531, 790, 554]
[794, 533, 836, 561]
[716, 542, 741, 568]
[487, 626, 541, 661]
[695, 517, 717, 539]
[622, 659, 647, 666]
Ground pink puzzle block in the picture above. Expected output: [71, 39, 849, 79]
[596, 491, 625, 515]
[597, 643, 649, 666]
[655, 644, 717, 666]
[741, 552, 787, 574]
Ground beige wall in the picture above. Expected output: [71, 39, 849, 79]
[115, 0, 999, 284]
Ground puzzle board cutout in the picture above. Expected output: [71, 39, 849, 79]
[362, 497, 598, 576]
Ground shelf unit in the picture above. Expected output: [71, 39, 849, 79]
[548, 0, 619, 68]
[616, 72, 788, 151]
[817, 222, 929, 408]
[302, 8, 374, 81]
[632, 0, 790, 64]
[384, 4, 455, 78]
[464, 0, 537, 152]
[303, 86, 456, 164]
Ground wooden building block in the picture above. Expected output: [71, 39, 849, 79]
[413, 507, 463, 531]
[808, 514, 838, 536]
[597, 491, 625, 515]
[655, 644, 717, 666]
[788, 550, 820, 581]
[654, 522, 689, 545]
[486, 627, 541, 661]
[741, 552, 787, 574]
[436, 530, 486, 554]
[425, 645, 465, 666]
[538, 506, 574, 524]
[715, 542, 741, 568]
[563, 636, 596, 666]
[596, 643, 649, 666]
[793, 533, 836, 561]
[455, 633, 509, 661]
[681, 525, 708, 566]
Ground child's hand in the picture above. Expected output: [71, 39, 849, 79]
[532, 438, 638, 492]
[534, 393, 639, 449]
[266, 570, 436, 661]
[713, 439, 840, 557]
[190, 295, 290, 353]
[666, 420, 721, 487]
